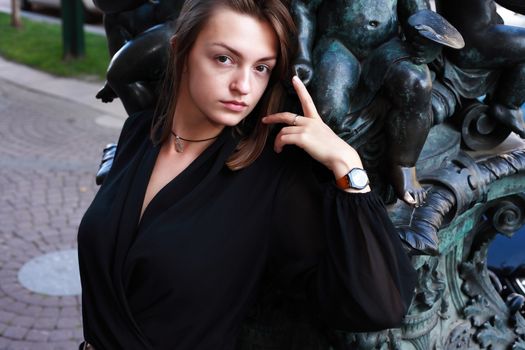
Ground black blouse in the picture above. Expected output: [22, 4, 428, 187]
[77, 110, 417, 350]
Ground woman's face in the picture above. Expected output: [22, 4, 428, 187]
[177, 7, 278, 128]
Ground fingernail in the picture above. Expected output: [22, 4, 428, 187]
[292, 75, 300, 83]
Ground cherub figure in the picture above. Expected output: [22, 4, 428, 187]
[291, 0, 463, 206]
[435, 0, 525, 139]
[93, 0, 183, 115]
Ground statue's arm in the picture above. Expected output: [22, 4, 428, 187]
[290, 0, 322, 85]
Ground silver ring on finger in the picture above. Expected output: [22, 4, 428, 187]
[292, 114, 299, 126]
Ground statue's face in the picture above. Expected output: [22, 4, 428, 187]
[92, 0, 148, 14]
[176, 8, 278, 128]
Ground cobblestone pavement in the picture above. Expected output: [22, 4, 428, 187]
[0, 79, 121, 349]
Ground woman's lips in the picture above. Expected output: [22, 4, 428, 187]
[221, 100, 248, 112]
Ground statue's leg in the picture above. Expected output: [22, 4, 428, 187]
[476, 26, 525, 138]
[310, 38, 360, 132]
[490, 62, 525, 138]
[103, 13, 132, 56]
[451, 24, 525, 68]
[384, 60, 433, 206]
[96, 13, 134, 104]
[105, 23, 173, 115]
[450, 26, 525, 138]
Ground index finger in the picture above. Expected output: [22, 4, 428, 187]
[292, 75, 320, 119]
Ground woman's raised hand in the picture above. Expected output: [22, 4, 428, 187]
[262, 76, 366, 183]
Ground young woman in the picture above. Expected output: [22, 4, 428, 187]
[77, 0, 417, 349]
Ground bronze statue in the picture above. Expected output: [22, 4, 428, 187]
[435, 0, 525, 139]
[291, 0, 463, 207]
[94, 0, 183, 115]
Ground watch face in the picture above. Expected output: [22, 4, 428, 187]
[349, 168, 369, 189]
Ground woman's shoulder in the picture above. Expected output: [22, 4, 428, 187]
[114, 109, 157, 153]
[109, 109, 156, 171]
[118, 109, 155, 145]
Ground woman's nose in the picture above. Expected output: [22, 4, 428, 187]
[230, 69, 250, 95]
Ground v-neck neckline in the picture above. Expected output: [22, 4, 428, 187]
[136, 127, 235, 230]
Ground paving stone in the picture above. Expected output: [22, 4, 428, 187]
[0, 337, 11, 349]
[11, 316, 34, 328]
[48, 329, 74, 341]
[38, 297, 65, 308]
[56, 316, 82, 329]
[12, 292, 37, 306]
[59, 306, 79, 318]
[40, 308, 60, 318]
[8, 340, 40, 350]
[32, 317, 58, 330]
[24, 306, 43, 318]
[3, 302, 28, 315]
[3, 262, 22, 271]
[25, 329, 50, 342]
[30, 344, 56, 350]
[60, 297, 79, 307]
[52, 340, 82, 350]
[3, 326, 29, 340]
[73, 328, 84, 339]
[0, 322, 9, 333]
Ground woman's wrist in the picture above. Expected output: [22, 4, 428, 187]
[328, 149, 371, 193]
[328, 148, 364, 179]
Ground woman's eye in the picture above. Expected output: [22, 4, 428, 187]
[255, 65, 271, 74]
[216, 55, 232, 64]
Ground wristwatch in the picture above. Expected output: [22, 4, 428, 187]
[336, 168, 369, 190]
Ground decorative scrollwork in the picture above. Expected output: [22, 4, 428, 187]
[456, 193, 525, 349]
[457, 101, 511, 151]
[486, 197, 525, 236]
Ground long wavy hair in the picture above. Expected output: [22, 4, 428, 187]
[152, 0, 296, 170]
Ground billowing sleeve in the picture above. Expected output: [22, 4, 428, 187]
[268, 152, 417, 332]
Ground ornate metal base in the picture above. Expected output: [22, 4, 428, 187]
[388, 131, 525, 350]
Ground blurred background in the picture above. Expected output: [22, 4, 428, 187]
[0, 1, 124, 348]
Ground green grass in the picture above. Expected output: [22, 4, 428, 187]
[0, 12, 109, 81]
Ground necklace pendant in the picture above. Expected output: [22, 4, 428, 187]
[174, 136, 184, 153]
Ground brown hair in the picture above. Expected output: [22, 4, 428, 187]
[152, 0, 296, 170]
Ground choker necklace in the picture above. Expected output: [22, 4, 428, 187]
[170, 130, 221, 153]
